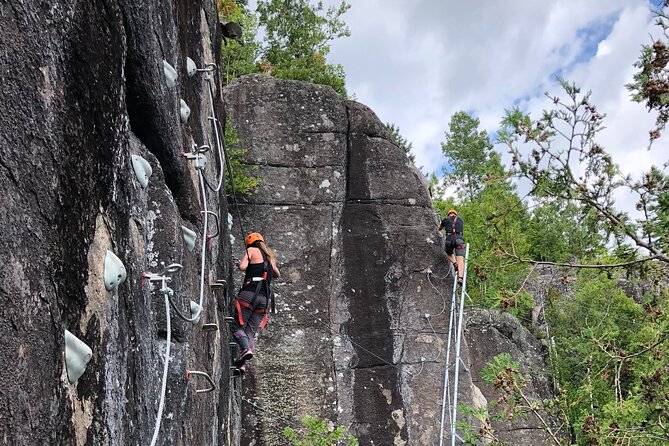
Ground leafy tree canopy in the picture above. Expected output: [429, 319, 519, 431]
[219, 0, 350, 95]
[441, 111, 504, 201]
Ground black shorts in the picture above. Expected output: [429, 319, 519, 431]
[445, 236, 465, 256]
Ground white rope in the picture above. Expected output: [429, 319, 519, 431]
[206, 78, 225, 192]
[439, 245, 469, 446]
[427, 270, 448, 317]
[194, 170, 208, 319]
[449, 244, 470, 446]
[149, 290, 172, 446]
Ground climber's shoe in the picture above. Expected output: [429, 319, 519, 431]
[234, 348, 253, 366]
[457, 277, 463, 286]
[232, 364, 246, 377]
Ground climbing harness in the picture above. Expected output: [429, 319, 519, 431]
[444, 213, 465, 253]
[235, 249, 275, 330]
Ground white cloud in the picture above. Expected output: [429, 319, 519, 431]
[322, 0, 667, 215]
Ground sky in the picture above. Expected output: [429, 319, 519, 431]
[321, 0, 667, 193]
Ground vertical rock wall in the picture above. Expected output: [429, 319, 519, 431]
[0, 1, 237, 444]
[225, 75, 460, 445]
[225, 74, 559, 446]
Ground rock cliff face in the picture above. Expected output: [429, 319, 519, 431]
[224, 75, 557, 446]
[224, 75, 449, 445]
[1, 1, 237, 444]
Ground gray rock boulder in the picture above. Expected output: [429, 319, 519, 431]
[464, 309, 563, 445]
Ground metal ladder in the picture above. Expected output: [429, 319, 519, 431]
[438, 243, 471, 446]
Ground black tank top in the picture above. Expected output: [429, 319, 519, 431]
[241, 249, 273, 294]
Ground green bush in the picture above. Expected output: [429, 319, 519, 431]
[283, 416, 358, 446]
[225, 118, 261, 198]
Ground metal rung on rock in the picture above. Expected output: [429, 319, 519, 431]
[202, 323, 218, 332]
[185, 370, 216, 393]
[224, 316, 234, 323]
[210, 279, 227, 289]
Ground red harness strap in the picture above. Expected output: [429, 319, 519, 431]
[235, 299, 269, 328]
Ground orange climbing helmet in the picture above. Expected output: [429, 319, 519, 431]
[447, 208, 457, 216]
[245, 232, 264, 246]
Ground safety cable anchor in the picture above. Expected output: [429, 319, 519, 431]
[143, 264, 183, 291]
[180, 144, 210, 170]
[185, 370, 216, 393]
[186, 57, 217, 76]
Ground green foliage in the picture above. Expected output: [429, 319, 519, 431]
[457, 404, 507, 445]
[272, 55, 347, 95]
[283, 416, 358, 446]
[627, 6, 669, 142]
[385, 122, 416, 163]
[441, 111, 503, 201]
[219, 1, 261, 82]
[478, 353, 564, 444]
[489, 289, 535, 320]
[635, 166, 669, 255]
[545, 270, 669, 445]
[225, 118, 261, 198]
[217, 0, 350, 94]
[498, 79, 669, 264]
[256, 0, 350, 95]
[525, 201, 606, 263]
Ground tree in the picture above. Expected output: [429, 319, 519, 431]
[219, 1, 261, 82]
[627, 4, 669, 144]
[384, 122, 415, 163]
[545, 269, 669, 445]
[498, 79, 669, 265]
[256, 0, 350, 95]
[441, 111, 503, 201]
[525, 200, 606, 263]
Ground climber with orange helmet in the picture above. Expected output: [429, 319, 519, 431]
[232, 232, 280, 375]
[438, 209, 465, 286]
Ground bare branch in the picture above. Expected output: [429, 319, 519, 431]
[500, 248, 663, 269]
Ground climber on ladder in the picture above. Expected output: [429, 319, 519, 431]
[438, 209, 465, 286]
[232, 232, 281, 375]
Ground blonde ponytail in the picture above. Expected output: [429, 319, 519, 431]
[257, 241, 276, 264]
